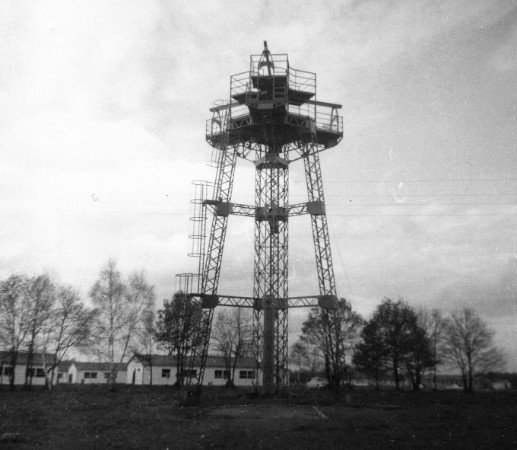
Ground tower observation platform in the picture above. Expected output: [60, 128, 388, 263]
[207, 47, 342, 154]
[180, 42, 343, 396]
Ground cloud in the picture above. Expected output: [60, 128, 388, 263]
[1, 0, 517, 369]
[0, 107, 211, 301]
[436, 256, 517, 317]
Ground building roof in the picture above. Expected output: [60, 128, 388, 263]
[132, 353, 257, 368]
[72, 361, 128, 372]
[57, 360, 74, 371]
[0, 351, 56, 366]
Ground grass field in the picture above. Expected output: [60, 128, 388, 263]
[1, 385, 516, 449]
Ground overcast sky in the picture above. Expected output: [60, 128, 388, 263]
[1, 0, 516, 369]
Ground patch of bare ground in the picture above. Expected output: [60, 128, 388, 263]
[0, 385, 516, 449]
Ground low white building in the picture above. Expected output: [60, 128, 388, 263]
[0, 351, 58, 387]
[56, 361, 74, 384]
[127, 354, 259, 387]
[68, 361, 128, 384]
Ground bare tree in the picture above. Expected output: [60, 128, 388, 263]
[132, 309, 157, 386]
[289, 341, 310, 384]
[301, 298, 363, 389]
[24, 274, 55, 389]
[0, 274, 31, 390]
[90, 261, 155, 389]
[417, 308, 446, 390]
[39, 285, 97, 390]
[211, 308, 252, 387]
[442, 308, 506, 392]
[124, 271, 156, 362]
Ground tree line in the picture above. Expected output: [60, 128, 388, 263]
[292, 298, 506, 393]
[0, 260, 156, 390]
[0, 260, 252, 390]
[1, 262, 507, 393]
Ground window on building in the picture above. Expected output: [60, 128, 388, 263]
[104, 372, 111, 380]
[162, 369, 171, 378]
[239, 370, 255, 379]
[84, 372, 98, 379]
[57, 373, 63, 379]
[2, 367, 13, 376]
[180, 369, 197, 378]
[215, 370, 230, 379]
[23, 367, 46, 377]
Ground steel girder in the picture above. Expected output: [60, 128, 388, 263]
[204, 201, 308, 218]
[188, 294, 331, 309]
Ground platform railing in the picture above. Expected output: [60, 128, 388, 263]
[206, 100, 229, 145]
[229, 103, 250, 124]
[230, 71, 249, 99]
[315, 108, 343, 134]
[286, 103, 342, 134]
[250, 53, 289, 77]
[206, 104, 342, 139]
[287, 66, 316, 95]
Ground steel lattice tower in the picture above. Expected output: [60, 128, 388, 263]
[183, 43, 343, 395]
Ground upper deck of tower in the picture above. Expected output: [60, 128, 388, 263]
[206, 43, 343, 153]
[231, 52, 315, 107]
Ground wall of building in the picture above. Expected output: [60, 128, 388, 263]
[127, 362, 253, 386]
[68, 365, 78, 384]
[0, 364, 55, 386]
[74, 368, 128, 384]
[203, 367, 257, 387]
[56, 370, 72, 384]
[127, 361, 144, 385]
[126, 363, 258, 387]
[138, 365, 178, 386]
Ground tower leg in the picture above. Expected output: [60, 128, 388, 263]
[252, 307, 263, 391]
[262, 302, 275, 392]
[253, 152, 289, 395]
[303, 145, 340, 387]
[303, 147, 337, 296]
[192, 147, 237, 390]
[202, 147, 237, 294]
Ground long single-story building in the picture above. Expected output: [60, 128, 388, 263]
[0, 351, 57, 386]
[68, 361, 128, 384]
[127, 354, 259, 386]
